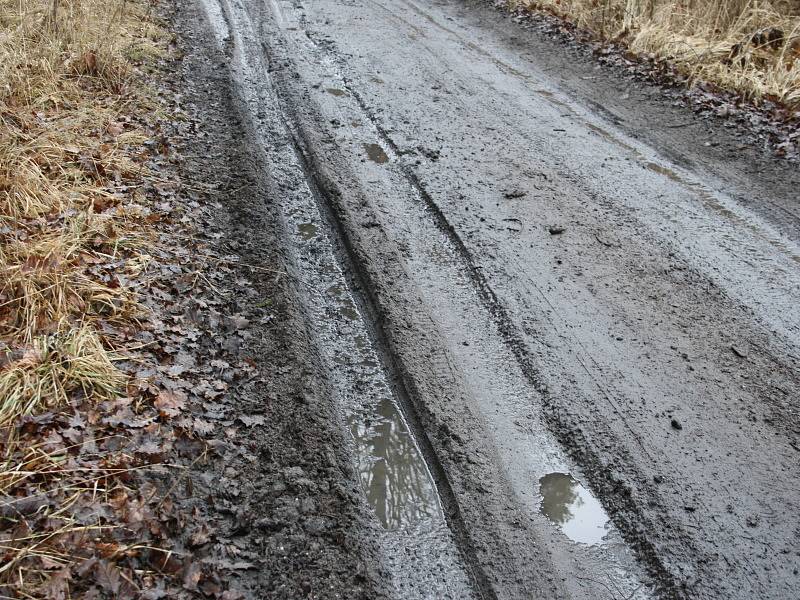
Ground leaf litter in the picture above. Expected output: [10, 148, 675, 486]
[0, 1, 262, 597]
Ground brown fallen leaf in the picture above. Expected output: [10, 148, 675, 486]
[82, 51, 98, 75]
[0, 493, 51, 519]
[182, 561, 203, 591]
[38, 556, 64, 570]
[200, 579, 222, 596]
[193, 418, 214, 436]
[95, 560, 129, 596]
[40, 566, 71, 600]
[155, 390, 186, 418]
[106, 121, 125, 136]
[236, 415, 265, 428]
[189, 524, 211, 548]
[148, 549, 183, 575]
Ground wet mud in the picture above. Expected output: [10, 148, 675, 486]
[188, 0, 800, 598]
[364, 142, 390, 164]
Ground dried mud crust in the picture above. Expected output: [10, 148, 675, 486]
[133, 3, 385, 599]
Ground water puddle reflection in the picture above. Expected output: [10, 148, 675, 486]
[539, 472, 609, 545]
[323, 275, 439, 529]
[351, 398, 440, 529]
[364, 143, 389, 164]
[297, 222, 318, 240]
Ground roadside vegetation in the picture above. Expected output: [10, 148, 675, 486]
[510, 0, 800, 108]
[0, 1, 190, 596]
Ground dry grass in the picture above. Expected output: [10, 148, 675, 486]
[0, 0, 162, 389]
[0, 325, 125, 426]
[511, 0, 800, 107]
[0, 0, 171, 595]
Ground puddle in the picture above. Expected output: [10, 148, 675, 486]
[646, 161, 682, 183]
[327, 283, 344, 298]
[297, 222, 318, 240]
[339, 301, 359, 321]
[351, 398, 440, 529]
[539, 472, 609, 545]
[364, 143, 389, 164]
[327, 87, 348, 96]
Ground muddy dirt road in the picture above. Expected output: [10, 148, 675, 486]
[181, 0, 800, 597]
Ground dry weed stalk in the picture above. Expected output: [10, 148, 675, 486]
[512, 0, 800, 107]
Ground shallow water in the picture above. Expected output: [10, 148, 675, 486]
[539, 472, 609, 545]
[350, 398, 440, 529]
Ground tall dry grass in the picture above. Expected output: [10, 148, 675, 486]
[0, 0, 162, 396]
[1, 0, 170, 593]
[511, 0, 800, 107]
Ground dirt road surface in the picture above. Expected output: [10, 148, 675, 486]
[176, 0, 800, 597]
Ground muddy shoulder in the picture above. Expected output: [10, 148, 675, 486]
[138, 3, 389, 598]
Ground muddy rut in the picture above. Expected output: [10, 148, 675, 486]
[182, 0, 800, 598]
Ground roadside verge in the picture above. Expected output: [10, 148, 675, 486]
[1, 1, 383, 598]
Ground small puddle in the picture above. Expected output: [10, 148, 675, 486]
[351, 398, 440, 529]
[326, 87, 348, 97]
[327, 283, 344, 298]
[297, 222, 318, 240]
[364, 143, 389, 164]
[339, 301, 359, 321]
[539, 472, 609, 545]
[645, 161, 682, 183]
[323, 279, 439, 528]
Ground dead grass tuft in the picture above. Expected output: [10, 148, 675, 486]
[512, 0, 800, 107]
[0, 210, 141, 341]
[0, 326, 124, 427]
[0, 0, 173, 596]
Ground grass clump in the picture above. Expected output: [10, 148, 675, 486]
[0, 0, 174, 596]
[511, 0, 800, 108]
[0, 325, 124, 427]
